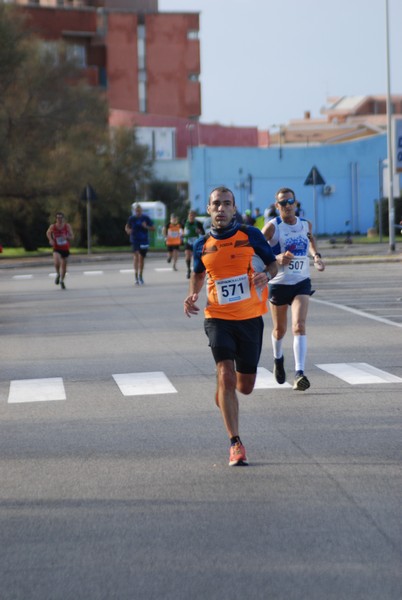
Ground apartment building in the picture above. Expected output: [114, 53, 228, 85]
[13, 0, 202, 161]
[17, 0, 201, 118]
[264, 95, 402, 147]
[15, 0, 260, 163]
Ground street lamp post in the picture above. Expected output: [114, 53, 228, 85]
[86, 186, 92, 255]
[378, 159, 384, 242]
[236, 168, 245, 215]
[385, 0, 395, 252]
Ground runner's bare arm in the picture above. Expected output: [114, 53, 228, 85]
[184, 271, 206, 317]
[307, 223, 325, 271]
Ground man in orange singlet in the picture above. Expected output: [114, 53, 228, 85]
[184, 186, 277, 466]
[163, 214, 183, 271]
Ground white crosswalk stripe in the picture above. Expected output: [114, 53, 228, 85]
[83, 270, 104, 276]
[8, 377, 66, 403]
[254, 367, 292, 389]
[5, 363, 402, 403]
[112, 372, 177, 396]
[6, 267, 185, 280]
[316, 362, 402, 385]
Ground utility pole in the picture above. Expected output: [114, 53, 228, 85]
[385, 0, 395, 251]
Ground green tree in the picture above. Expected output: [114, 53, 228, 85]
[149, 181, 189, 225]
[87, 127, 153, 247]
[0, 5, 153, 249]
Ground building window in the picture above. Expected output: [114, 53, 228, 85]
[136, 127, 176, 160]
[137, 23, 147, 112]
[99, 66, 107, 89]
[138, 81, 147, 113]
[41, 41, 59, 66]
[97, 9, 107, 36]
[42, 41, 86, 69]
[188, 73, 199, 82]
[187, 30, 199, 40]
[66, 44, 86, 68]
[137, 37, 145, 70]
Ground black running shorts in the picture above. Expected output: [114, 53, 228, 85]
[204, 316, 264, 374]
[54, 249, 70, 259]
[269, 278, 314, 306]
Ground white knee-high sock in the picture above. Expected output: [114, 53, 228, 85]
[293, 334, 307, 372]
[271, 334, 283, 359]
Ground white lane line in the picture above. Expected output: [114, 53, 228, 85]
[8, 377, 66, 403]
[119, 269, 134, 274]
[254, 367, 292, 389]
[83, 271, 104, 276]
[316, 362, 402, 385]
[12, 275, 33, 280]
[312, 298, 402, 328]
[155, 268, 174, 272]
[113, 372, 177, 396]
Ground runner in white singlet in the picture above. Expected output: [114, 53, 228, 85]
[262, 187, 325, 391]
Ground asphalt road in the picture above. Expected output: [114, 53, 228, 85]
[0, 256, 401, 600]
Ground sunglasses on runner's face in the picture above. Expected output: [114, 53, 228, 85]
[277, 198, 296, 207]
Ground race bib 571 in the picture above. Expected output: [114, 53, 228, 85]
[215, 274, 250, 304]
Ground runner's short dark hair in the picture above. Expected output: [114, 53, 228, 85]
[208, 186, 236, 205]
[275, 188, 296, 201]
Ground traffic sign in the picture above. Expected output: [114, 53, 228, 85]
[304, 166, 326, 186]
[80, 184, 98, 202]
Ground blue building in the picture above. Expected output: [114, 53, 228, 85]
[189, 134, 389, 235]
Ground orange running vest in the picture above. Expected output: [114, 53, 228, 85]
[166, 223, 182, 247]
[201, 229, 268, 320]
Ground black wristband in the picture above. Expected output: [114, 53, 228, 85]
[314, 253, 322, 259]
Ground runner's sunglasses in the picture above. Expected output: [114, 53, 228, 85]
[277, 198, 296, 207]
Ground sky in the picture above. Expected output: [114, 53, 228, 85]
[158, 0, 402, 129]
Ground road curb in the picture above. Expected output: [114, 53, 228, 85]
[1, 248, 402, 269]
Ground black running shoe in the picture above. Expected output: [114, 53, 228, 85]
[273, 356, 286, 384]
[60, 280, 66, 290]
[293, 373, 310, 391]
[55, 275, 60, 285]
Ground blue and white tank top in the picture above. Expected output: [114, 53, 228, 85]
[268, 217, 311, 285]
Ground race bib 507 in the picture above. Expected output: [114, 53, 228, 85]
[284, 258, 308, 276]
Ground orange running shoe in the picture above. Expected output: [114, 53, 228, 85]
[229, 442, 248, 466]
